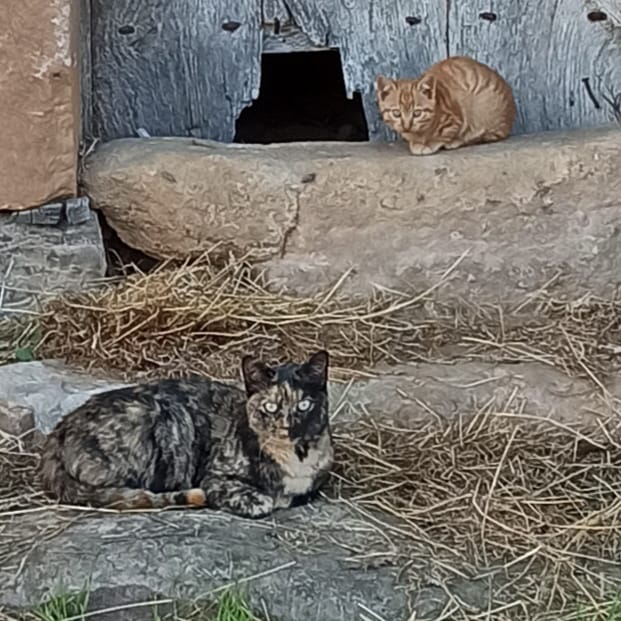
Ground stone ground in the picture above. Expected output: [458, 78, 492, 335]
[1, 360, 620, 620]
[1, 130, 620, 619]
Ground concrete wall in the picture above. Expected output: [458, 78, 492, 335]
[0, 0, 79, 211]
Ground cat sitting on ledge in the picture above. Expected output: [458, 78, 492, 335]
[376, 56, 516, 155]
[39, 350, 333, 519]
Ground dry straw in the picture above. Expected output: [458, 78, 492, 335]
[1, 253, 621, 619]
[4, 252, 619, 383]
[331, 402, 621, 620]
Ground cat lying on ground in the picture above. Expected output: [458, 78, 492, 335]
[39, 350, 333, 519]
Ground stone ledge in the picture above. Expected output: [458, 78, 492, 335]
[0, 359, 610, 438]
[82, 128, 621, 304]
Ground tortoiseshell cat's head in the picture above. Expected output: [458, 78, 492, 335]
[241, 351, 329, 444]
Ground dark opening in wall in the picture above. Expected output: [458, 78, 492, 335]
[234, 50, 369, 144]
[97, 212, 160, 276]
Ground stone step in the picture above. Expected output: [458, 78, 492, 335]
[0, 360, 617, 620]
[0, 359, 612, 439]
[0, 203, 106, 316]
[81, 128, 621, 305]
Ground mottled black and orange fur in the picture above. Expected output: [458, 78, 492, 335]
[39, 351, 333, 518]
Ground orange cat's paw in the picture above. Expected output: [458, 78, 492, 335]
[408, 142, 441, 156]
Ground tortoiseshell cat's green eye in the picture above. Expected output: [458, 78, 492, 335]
[263, 402, 278, 414]
[298, 398, 312, 412]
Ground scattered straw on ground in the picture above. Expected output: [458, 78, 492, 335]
[0, 432, 70, 577]
[1, 405, 620, 620]
[331, 404, 621, 620]
[0, 253, 619, 384]
[1, 254, 621, 618]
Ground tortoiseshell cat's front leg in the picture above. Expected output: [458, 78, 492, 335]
[203, 476, 274, 519]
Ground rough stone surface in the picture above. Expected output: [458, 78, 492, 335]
[0, 214, 106, 315]
[0, 400, 35, 437]
[0, 0, 79, 211]
[82, 129, 621, 304]
[0, 359, 614, 619]
[0, 358, 609, 437]
[0, 507, 416, 619]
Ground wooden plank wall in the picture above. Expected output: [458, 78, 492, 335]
[449, 1, 621, 134]
[86, 0, 621, 142]
[89, 0, 261, 141]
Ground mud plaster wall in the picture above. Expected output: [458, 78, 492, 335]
[0, 0, 79, 211]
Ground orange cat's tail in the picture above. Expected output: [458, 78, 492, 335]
[39, 434, 205, 510]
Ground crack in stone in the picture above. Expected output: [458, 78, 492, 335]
[279, 186, 302, 259]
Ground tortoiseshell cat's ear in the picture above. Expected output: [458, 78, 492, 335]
[241, 356, 274, 395]
[300, 350, 329, 388]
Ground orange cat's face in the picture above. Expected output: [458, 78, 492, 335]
[375, 75, 437, 135]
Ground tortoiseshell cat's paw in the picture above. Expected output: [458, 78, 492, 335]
[205, 479, 275, 519]
[223, 490, 274, 519]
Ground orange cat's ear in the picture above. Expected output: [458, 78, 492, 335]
[418, 75, 436, 98]
[375, 76, 396, 100]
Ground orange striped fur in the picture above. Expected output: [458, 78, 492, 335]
[376, 56, 516, 155]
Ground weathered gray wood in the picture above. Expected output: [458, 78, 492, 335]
[91, 0, 261, 141]
[79, 0, 93, 145]
[88, 0, 620, 143]
[283, 0, 448, 141]
[262, 24, 328, 54]
[448, 0, 621, 134]
[596, 0, 621, 25]
[261, 0, 290, 23]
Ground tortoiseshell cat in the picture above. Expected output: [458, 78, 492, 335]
[39, 351, 333, 518]
[376, 56, 516, 155]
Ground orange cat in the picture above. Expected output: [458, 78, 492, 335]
[375, 56, 516, 155]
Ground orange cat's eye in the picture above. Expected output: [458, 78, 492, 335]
[413, 110, 422, 117]
[391, 109, 401, 117]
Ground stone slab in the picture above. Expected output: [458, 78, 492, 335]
[0, 214, 106, 316]
[0, 507, 416, 620]
[81, 129, 621, 304]
[0, 0, 79, 211]
[0, 358, 609, 438]
[0, 359, 615, 620]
